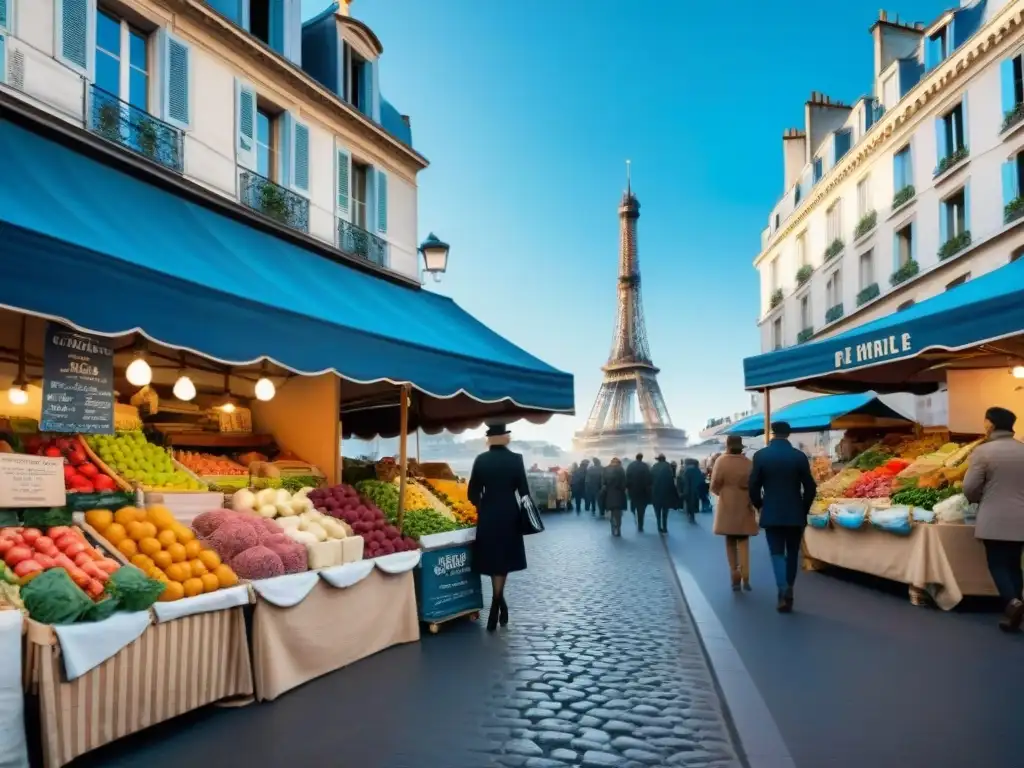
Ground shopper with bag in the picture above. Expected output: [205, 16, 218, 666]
[468, 424, 532, 632]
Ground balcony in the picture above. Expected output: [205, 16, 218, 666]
[239, 170, 310, 233]
[934, 146, 969, 178]
[1005, 196, 1024, 224]
[797, 327, 814, 344]
[769, 288, 784, 310]
[823, 238, 844, 263]
[890, 259, 919, 287]
[892, 185, 915, 210]
[86, 86, 183, 173]
[1002, 102, 1024, 134]
[938, 230, 971, 261]
[795, 265, 813, 287]
[854, 211, 877, 240]
[825, 303, 844, 323]
[338, 219, 389, 267]
[856, 283, 880, 306]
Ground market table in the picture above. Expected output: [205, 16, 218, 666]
[803, 524, 998, 610]
[24, 605, 253, 768]
[250, 562, 419, 702]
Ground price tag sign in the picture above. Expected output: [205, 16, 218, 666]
[0, 453, 66, 508]
[39, 323, 115, 435]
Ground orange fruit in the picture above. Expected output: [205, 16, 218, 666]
[160, 581, 184, 601]
[147, 506, 176, 530]
[157, 530, 177, 548]
[126, 521, 147, 541]
[165, 563, 187, 582]
[104, 523, 127, 545]
[139, 522, 157, 539]
[130, 554, 154, 571]
[117, 538, 138, 558]
[184, 540, 202, 559]
[214, 564, 238, 588]
[179, 560, 194, 579]
[198, 549, 221, 570]
[167, 543, 186, 563]
[183, 578, 204, 598]
[114, 507, 139, 527]
[171, 524, 195, 543]
[85, 509, 113, 531]
[189, 559, 208, 578]
[153, 550, 173, 570]
[200, 573, 220, 593]
[139, 537, 161, 557]
[149, 567, 168, 582]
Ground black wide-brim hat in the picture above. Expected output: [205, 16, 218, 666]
[485, 423, 510, 437]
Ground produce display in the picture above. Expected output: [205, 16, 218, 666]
[26, 436, 119, 494]
[173, 450, 247, 476]
[810, 456, 834, 485]
[192, 507, 315, 578]
[845, 459, 909, 498]
[354, 480, 464, 539]
[1, 524, 121, 597]
[86, 505, 237, 600]
[424, 479, 478, 526]
[84, 432, 205, 491]
[889, 484, 961, 510]
[816, 468, 863, 498]
[308, 484, 418, 557]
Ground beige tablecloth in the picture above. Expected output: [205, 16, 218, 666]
[803, 524, 997, 610]
[251, 569, 419, 702]
[24, 607, 253, 768]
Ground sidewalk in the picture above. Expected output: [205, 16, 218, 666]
[70, 513, 742, 768]
[664, 513, 1024, 768]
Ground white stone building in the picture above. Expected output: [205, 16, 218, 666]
[754, 0, 1024, 426]
[0, 0, 425, 281]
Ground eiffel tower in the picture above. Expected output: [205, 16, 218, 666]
[573, 166, 688, 458]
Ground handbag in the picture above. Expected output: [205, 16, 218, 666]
[516, 490, 545, 535]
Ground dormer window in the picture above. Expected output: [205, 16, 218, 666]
[346, 48, 368, 113]
[250, 0, 271, 47]
[813, 157, 823, 184]
[925, 25, 949, 70]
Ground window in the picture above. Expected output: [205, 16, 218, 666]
[772, 318, 782, 351]
[799, 296, 811, 330]
[942, 188, 967, 240]
[345, 45, 369, 113]
[769, 258, 779, 291]
[794, 184, 802, 205]
[859, 250, 874, 288]
[813, 157, 823, 184]
[938, 103, 966, 163]
[352, 161, 370, 229]
[893, 145, 912, 193]
[946, 273, 969, 290]
[926, 27, 949, 70]
[882, 73, 898, 108]
[895, 223, 914, 267]
[95, 10, 149, 110]
[857, 177, 870, 218]
[255, 106, 277, 180]
[796, 232, 806, 267]
[826, 269, 842, 309]
[250, 0, 270, 46]
[774, 213, 780, 230]
[826, 200, 842, 243]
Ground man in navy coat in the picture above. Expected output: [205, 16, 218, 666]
[749, 421, 817, 613]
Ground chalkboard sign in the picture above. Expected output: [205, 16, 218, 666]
[415, 544, 483, 622]
[39, 323, 115, 435]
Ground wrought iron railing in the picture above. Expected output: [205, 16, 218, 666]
[338, 219, 389, 267]
[87, 85, 183, 173]
[856, 283, 880, 306]
[239, 170, 310, 233]
[1005, 196, 1024, 225]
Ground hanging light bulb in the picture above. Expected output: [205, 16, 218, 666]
[173, 374, 196, 401]
[220, 401, 236, 413]
[254, 377, 276, 401]
[1014, 366, 1024, 379]
[7, 381, 28, 406]
[125, 357, 152, 387]
[216, 370, 236, 412]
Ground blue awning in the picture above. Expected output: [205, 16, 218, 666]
[723, 393, 912, 437]
[744, 258, 1024, 392]
[0, 119, 574, 435]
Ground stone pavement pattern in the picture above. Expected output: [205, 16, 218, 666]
[476, 512, 742, 768]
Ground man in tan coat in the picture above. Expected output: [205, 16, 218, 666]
[963, 406, 1024, 632]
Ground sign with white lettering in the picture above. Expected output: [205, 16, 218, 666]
[39, 323, 115, 434]
[415, 544, 483, 622]
[0, 453, 65, 508]
[833, 332, 913, 370]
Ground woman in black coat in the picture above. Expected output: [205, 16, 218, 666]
[468, 424, 531, 631]
[601, 458, 628, 536]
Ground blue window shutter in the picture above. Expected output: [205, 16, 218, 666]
[961, 94, 969, 149]
[1002, 58, 1017, 116]
[925, 36, 938, 71]
[235, 79, 258, 170]
[370, 60, 381, 122]
[268, 0, 284, 55]
[893, 152, 904, 190]
[934, 117, 946, 164]
[162, 32, 191, 131]
[963, 182, 970, 233]
[939, 200, 949, 245]
[278, 112, 292, 184]
[0, 34, 5, 85]
[57, 0, 94, 73]
[336, 141, 351, 218]
[376, 169, 388, 234]
[1003, 160, 1019, 206]
[291, 115, 310, 193]
[0, 0, 8, 31]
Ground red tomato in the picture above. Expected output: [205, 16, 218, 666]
[0, 539, 13, 556]
[13, 560, 42, 578]
[64, 542, 87, 558]
[21, 529, 41, 545]
[33, 536, 56, 555]
[5, 546, 33, 567]
[33, 554, 56, 569]
[47, 527, 72, 540]
[89, 548, 104, 561]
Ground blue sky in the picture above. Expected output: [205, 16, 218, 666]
[303, 0, 944, 448]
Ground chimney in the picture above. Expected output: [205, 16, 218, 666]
[782, 128, 807, 192]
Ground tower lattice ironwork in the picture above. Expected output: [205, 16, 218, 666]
[574, 167, 688, 456]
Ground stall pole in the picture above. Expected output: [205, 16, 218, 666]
[416, 428, 421, 464]
[397, 384, 411, 532]
[763, 389, 772, 440]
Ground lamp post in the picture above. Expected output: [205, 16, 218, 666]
[418, 233, 450, 282]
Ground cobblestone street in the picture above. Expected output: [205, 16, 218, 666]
[77, 511, 742, 768]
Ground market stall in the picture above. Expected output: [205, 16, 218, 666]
[741, 258, 1024, 608]
[0, 119, 575, 760]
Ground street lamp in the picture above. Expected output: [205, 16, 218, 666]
[418, 233, 450, 282]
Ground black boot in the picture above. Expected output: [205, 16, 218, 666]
[999, 598, 1024, 632]
[487, 598, 500, 631]
[498, 595, 509, 627]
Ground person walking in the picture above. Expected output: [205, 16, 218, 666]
[650, 454, 675, 534]
[585, 458, 603, 515]
[602, 457, 628, 536]
[571, 461, 587, 514]
[963, 406, 1024, 632]
[678, 458, 704, 524]
[700, 458, 713, 514]
[710, 436, 758, 591]
[626, 452, 652, 532]
[468, 424, 531, 632]
[749, 421, 816, 613]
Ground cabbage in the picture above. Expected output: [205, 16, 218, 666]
[232, 489, 256, 513]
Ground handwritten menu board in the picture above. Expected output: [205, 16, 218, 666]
[0, 454, 65, 508]
[39, 323, 115, 435]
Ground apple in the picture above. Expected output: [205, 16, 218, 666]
[67, 448, 88, 466]
[92, 475, 115, 492]
[44, 447, 62, 458]
[78, 463, 99, 478]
